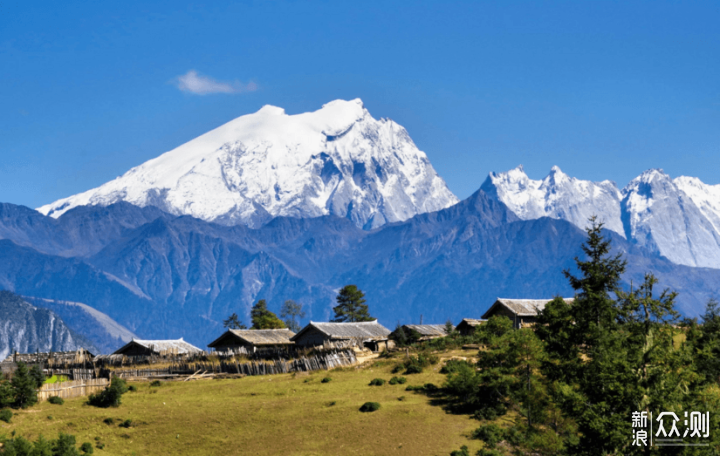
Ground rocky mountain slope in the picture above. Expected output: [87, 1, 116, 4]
[482, 166, 720, 269]
[38, 99, 457, 229]
[0, 291, 99, 360]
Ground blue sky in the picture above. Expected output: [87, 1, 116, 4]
[2, 1, 719, 209]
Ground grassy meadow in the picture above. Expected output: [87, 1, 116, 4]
[2, 353, 491, 456]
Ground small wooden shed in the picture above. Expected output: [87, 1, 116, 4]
[455, 319, 487, 336]
[207, 329, 295, 353]
[112, 338, 202, 356]
[481, 298, 574, 329]
[291, 320, 391, 351]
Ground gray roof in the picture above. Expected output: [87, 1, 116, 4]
[113, 338, 202, 355]
[456, 318, 486, 327]
[402, 324, 448, 337]
[482, 298, 575, 319]
[291, 320, 391, 341]
[208, 329, 295, 347]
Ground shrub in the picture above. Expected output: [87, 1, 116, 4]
[440, 359, 474, 375]
[88, 377, 128, 408]
[405, 385, 423, 391]
[96, 443, 105, 449]
[321, 377, 332, 383]
[450, 445, 470, 456]
[397, 396, 406, 401]
[423, 383, 439, 393]
[472, 424, 505, 448]
[368, 378, 386, 386]
[48, 396, 65, 405]
[389, 376, 407, 385]
[359, 401, 380, 412]
[150, 380, 162, 387]
[327, 401, 336, 406]
[476, 450, 503, 456]
[128, 385, 137, 392]
[0, 408, 12, 423]
[103, 417, 114, 425]
[81, 441, 94, 454]
[52, 432, 78, 456]
[47, 415, 53, 420]
[391, 365, 404, 374]
[404, 364, 423, 374]
[119, 419, 132, 428]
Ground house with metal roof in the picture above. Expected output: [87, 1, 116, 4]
[291, 320, 391, 351]
[390, 324, 448, 343]
[481, 298, 574, 329]
[207, 329, 295, 353]
[112, 338, 203, 356]
[455, 318, 488, 336]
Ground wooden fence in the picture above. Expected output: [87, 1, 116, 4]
[106, 349, 358, 379]
[38, 378, 109, 402]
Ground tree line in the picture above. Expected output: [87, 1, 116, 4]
[223, 284, 375, 332]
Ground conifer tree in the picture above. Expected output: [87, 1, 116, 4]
[250, 300, 286, 329]
[11, 362, 38, 409]
[29, 364, 45, 388]
[222, 313, 247, 330]
[332, 285, 373, 322]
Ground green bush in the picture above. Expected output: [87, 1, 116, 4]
[389, 376, 407, 385]
[476, 450, 503, 456]
[405, 385, 423, 391]
[405, 364, 423, 374]
[119, 419, 132, 428]
[0, 408, 12, 423]
[472, 424, 505, 448]
[327, 401, 336, 406]
[368, 378, 386, 386]
[440, 359, 474, 374]
[423, 383, 439, 393]
[81, 441, 94, 454]
[128, 385, 137, 392]
[321, 377, 332, 383]
[88, 377, 128, 408]
[450, 445, 470, 456]
[397, 396, 406, 401]
[96, 442, 105, 449]
[150, 380, 162, 387]
[103, 417, 114, 425]
[391, 365, 404, 374]
[48, 396, 65, 405]
[359, 401, 380, 412]
[47, 415, 53, 420]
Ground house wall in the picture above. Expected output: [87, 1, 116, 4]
[293, 327, 331, 347]
[456, 323, 478, 336]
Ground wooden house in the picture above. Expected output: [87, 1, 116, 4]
[390, 324, 448, 343]
[112, 338, 202, 356]
[455, 319, 487, 336]
[207, 329, 295, 353]
[481, 298, 574, 329]
[291, 320, 391, 351]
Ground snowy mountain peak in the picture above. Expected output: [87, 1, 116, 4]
[38, 99, 458, 229]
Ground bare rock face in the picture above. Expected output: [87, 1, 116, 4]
[482, 166, 720, 269]
[38, 99, 458, 230]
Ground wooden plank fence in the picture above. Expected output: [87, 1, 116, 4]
[38, 378, 109, 402]
[106, 349, 358, 379]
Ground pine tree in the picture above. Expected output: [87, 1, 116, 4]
[11, 361, 38, 409]
[687, 298, 720, 384]
[250, 300, 286, 329]
[222, 313, 247, 330]
[332, 285, 373, 322]
[29, 364, 45, 388]
[280, 300, 306, 332]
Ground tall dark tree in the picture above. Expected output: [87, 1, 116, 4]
[332, 285, 373, 322]
[223, 313, 247, 330]
[11, 362, 38, 409]
[250, 300, 286, 329]
[29, 365, 45, 389]
[687, 298, 720, 384]
[280, 300, 305, 332]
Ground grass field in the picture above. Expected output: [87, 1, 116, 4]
[3, 354, 489, 455]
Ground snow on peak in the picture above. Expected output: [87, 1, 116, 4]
[481, 166, 624, 236]
[38, 99, 458, 229]
[483, 165, 720, 269]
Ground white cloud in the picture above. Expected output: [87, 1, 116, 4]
[173, 70, 257, 95]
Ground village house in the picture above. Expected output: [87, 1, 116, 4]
[481, 298, 574, 329]
[207, 329, 295, 353]
[291, 320, 392, 351]
[455, 318, 487, 336]
[390, 324, 448, 343]
[112, 338, 203, 356]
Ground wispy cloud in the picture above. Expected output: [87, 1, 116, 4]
[173, 70, 257, 95]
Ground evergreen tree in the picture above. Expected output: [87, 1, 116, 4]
[250, 300, 286, 329]
[280, 300, 306, 332]
[87, 377, 128, 408]
[222, 313, 247, 330]
[33, 434, 53, 456]
[687, 298, 720, 384]
[392, 323, 408, 346]
[11, 362, 38, 409]
[52, 432, 80, 456]
[0, 377, 14, 408]
[29, 365, 45, 389]
[332, 285, 373, 322]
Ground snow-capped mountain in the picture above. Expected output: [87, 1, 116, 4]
[482, 166, 720, 269]
[480, 165, 624, 236]
[38, 99, 458, 229]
